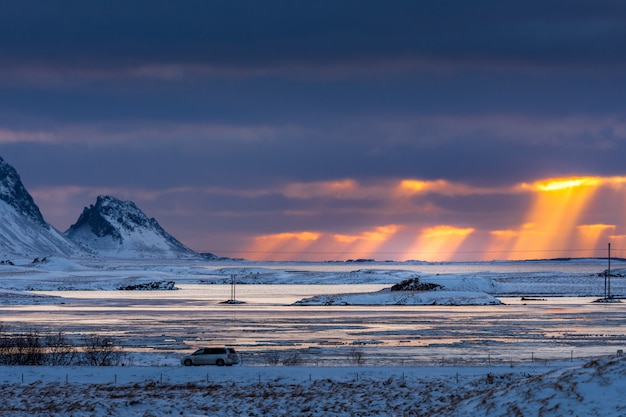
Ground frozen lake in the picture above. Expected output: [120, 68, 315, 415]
[1, 258, 625, 366]
[4, 288, 625, 366]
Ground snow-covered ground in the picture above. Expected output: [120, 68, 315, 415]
[1, 256, 624, 297]
[1, 356, 625, 416]
[294, 288, 502, 306]
[1, 257, 626, 416]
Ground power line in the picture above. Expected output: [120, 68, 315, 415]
[207, 247, 624, 256]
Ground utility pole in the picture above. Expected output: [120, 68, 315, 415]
[608, 243, 612, 298]
[230, 274, 236, 302]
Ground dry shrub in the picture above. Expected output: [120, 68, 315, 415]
[264, 350, 281, 366]
[81, 334, 124, 366]
[282, 350, 302, 366]
[348, 346, 365, 365]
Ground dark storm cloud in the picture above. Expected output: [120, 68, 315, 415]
[1, 0, 625, 73]
[1, 0, 625, 259]
[4, 110, 626, 193]
[2, 71, 625, 125]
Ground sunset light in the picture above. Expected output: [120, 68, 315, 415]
[243, 226, 400, 261]
[534, 177, 601, 192]
[3, 0, 625, 267]
[334, 225, 398, 244]
[506, 177, 600, 259]
[494, 176, 625, 260]
[234, 175, 626, 261]
[397, 179, 445, 194]
[333, 224, 399, 259]
[244, 231, 321, 260]
[576, 224, 615, 253]
[396, 179, 490, 197]
[405, 225, 475, 262]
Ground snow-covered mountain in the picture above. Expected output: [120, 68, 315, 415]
[0, 157, 86, 259]
[64, 195, 201, 259]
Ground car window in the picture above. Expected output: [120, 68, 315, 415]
[191, 347, 234, 355]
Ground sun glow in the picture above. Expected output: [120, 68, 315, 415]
[235, 175, 626, 261]
[242, 231, 321, 261]
[490, 229, 520, 238]
[501, 176, 607, 259]
[332, 225, 399, 259]
[241, 225, 399, 261]
[405, 225, 475, 261]
[397, 179, 446, 195]
[396, 179, 492, 197]
[576, 224, 615, 252]
[534, 177, 601, 192]
[479, 176, 626, 260]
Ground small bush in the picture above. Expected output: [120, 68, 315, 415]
[265, 350, 281, 366]
[348, 346, 365, 365]
[45, 331, 77, 366]
[282, 350, 302, 366]
[0, 324, 123, 366]
[0, 329, 43, 365]
[81, 334, 124, 366]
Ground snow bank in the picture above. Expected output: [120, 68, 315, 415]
[447, 356, 626, 416]
[1, 356, 625, 416]
[3, 256, 90, 271]
[295, 288, 502, 305]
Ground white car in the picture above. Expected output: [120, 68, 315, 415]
[181, 347, 240, 366]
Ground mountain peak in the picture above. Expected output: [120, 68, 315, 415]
[0, 156, 47, 227]
[77, 195, 148, 241]
[0, 156, 86, 258]
[65, 195, 200, 259]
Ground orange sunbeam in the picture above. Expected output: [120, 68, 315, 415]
[484, 229, 521, 260]
[576, 224, 615, 254]
[608, 235, 626, 258]
[242, 231, 321, 261]
[508, 177, 600, 259]
[405, 225, 474, 262]
[333, 225, 399, 260]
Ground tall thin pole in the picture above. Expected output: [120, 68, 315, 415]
[604, 267, 607, 299]
[230, 274, 236, 302]
[609, 243, 611, 298]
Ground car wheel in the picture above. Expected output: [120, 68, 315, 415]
[184, 359, 193, 366]
[216, 359, 225, 366]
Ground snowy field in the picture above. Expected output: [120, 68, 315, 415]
[1, 257, 626, 416]
[2, 356, 626, 416]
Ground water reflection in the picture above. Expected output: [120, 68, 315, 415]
[4, 285, 626, 365]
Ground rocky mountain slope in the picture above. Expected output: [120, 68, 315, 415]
[64, 195, 201, 259]
[0, 156, 211, 260]
[0, 157, 86, 259]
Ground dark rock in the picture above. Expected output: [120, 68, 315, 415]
[390, 277, 442, 292]
[118, 281, 177, 291]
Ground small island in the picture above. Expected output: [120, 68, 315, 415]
[294, 277, 502, 306]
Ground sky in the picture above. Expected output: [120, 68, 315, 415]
[1, 0, 626, 262]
